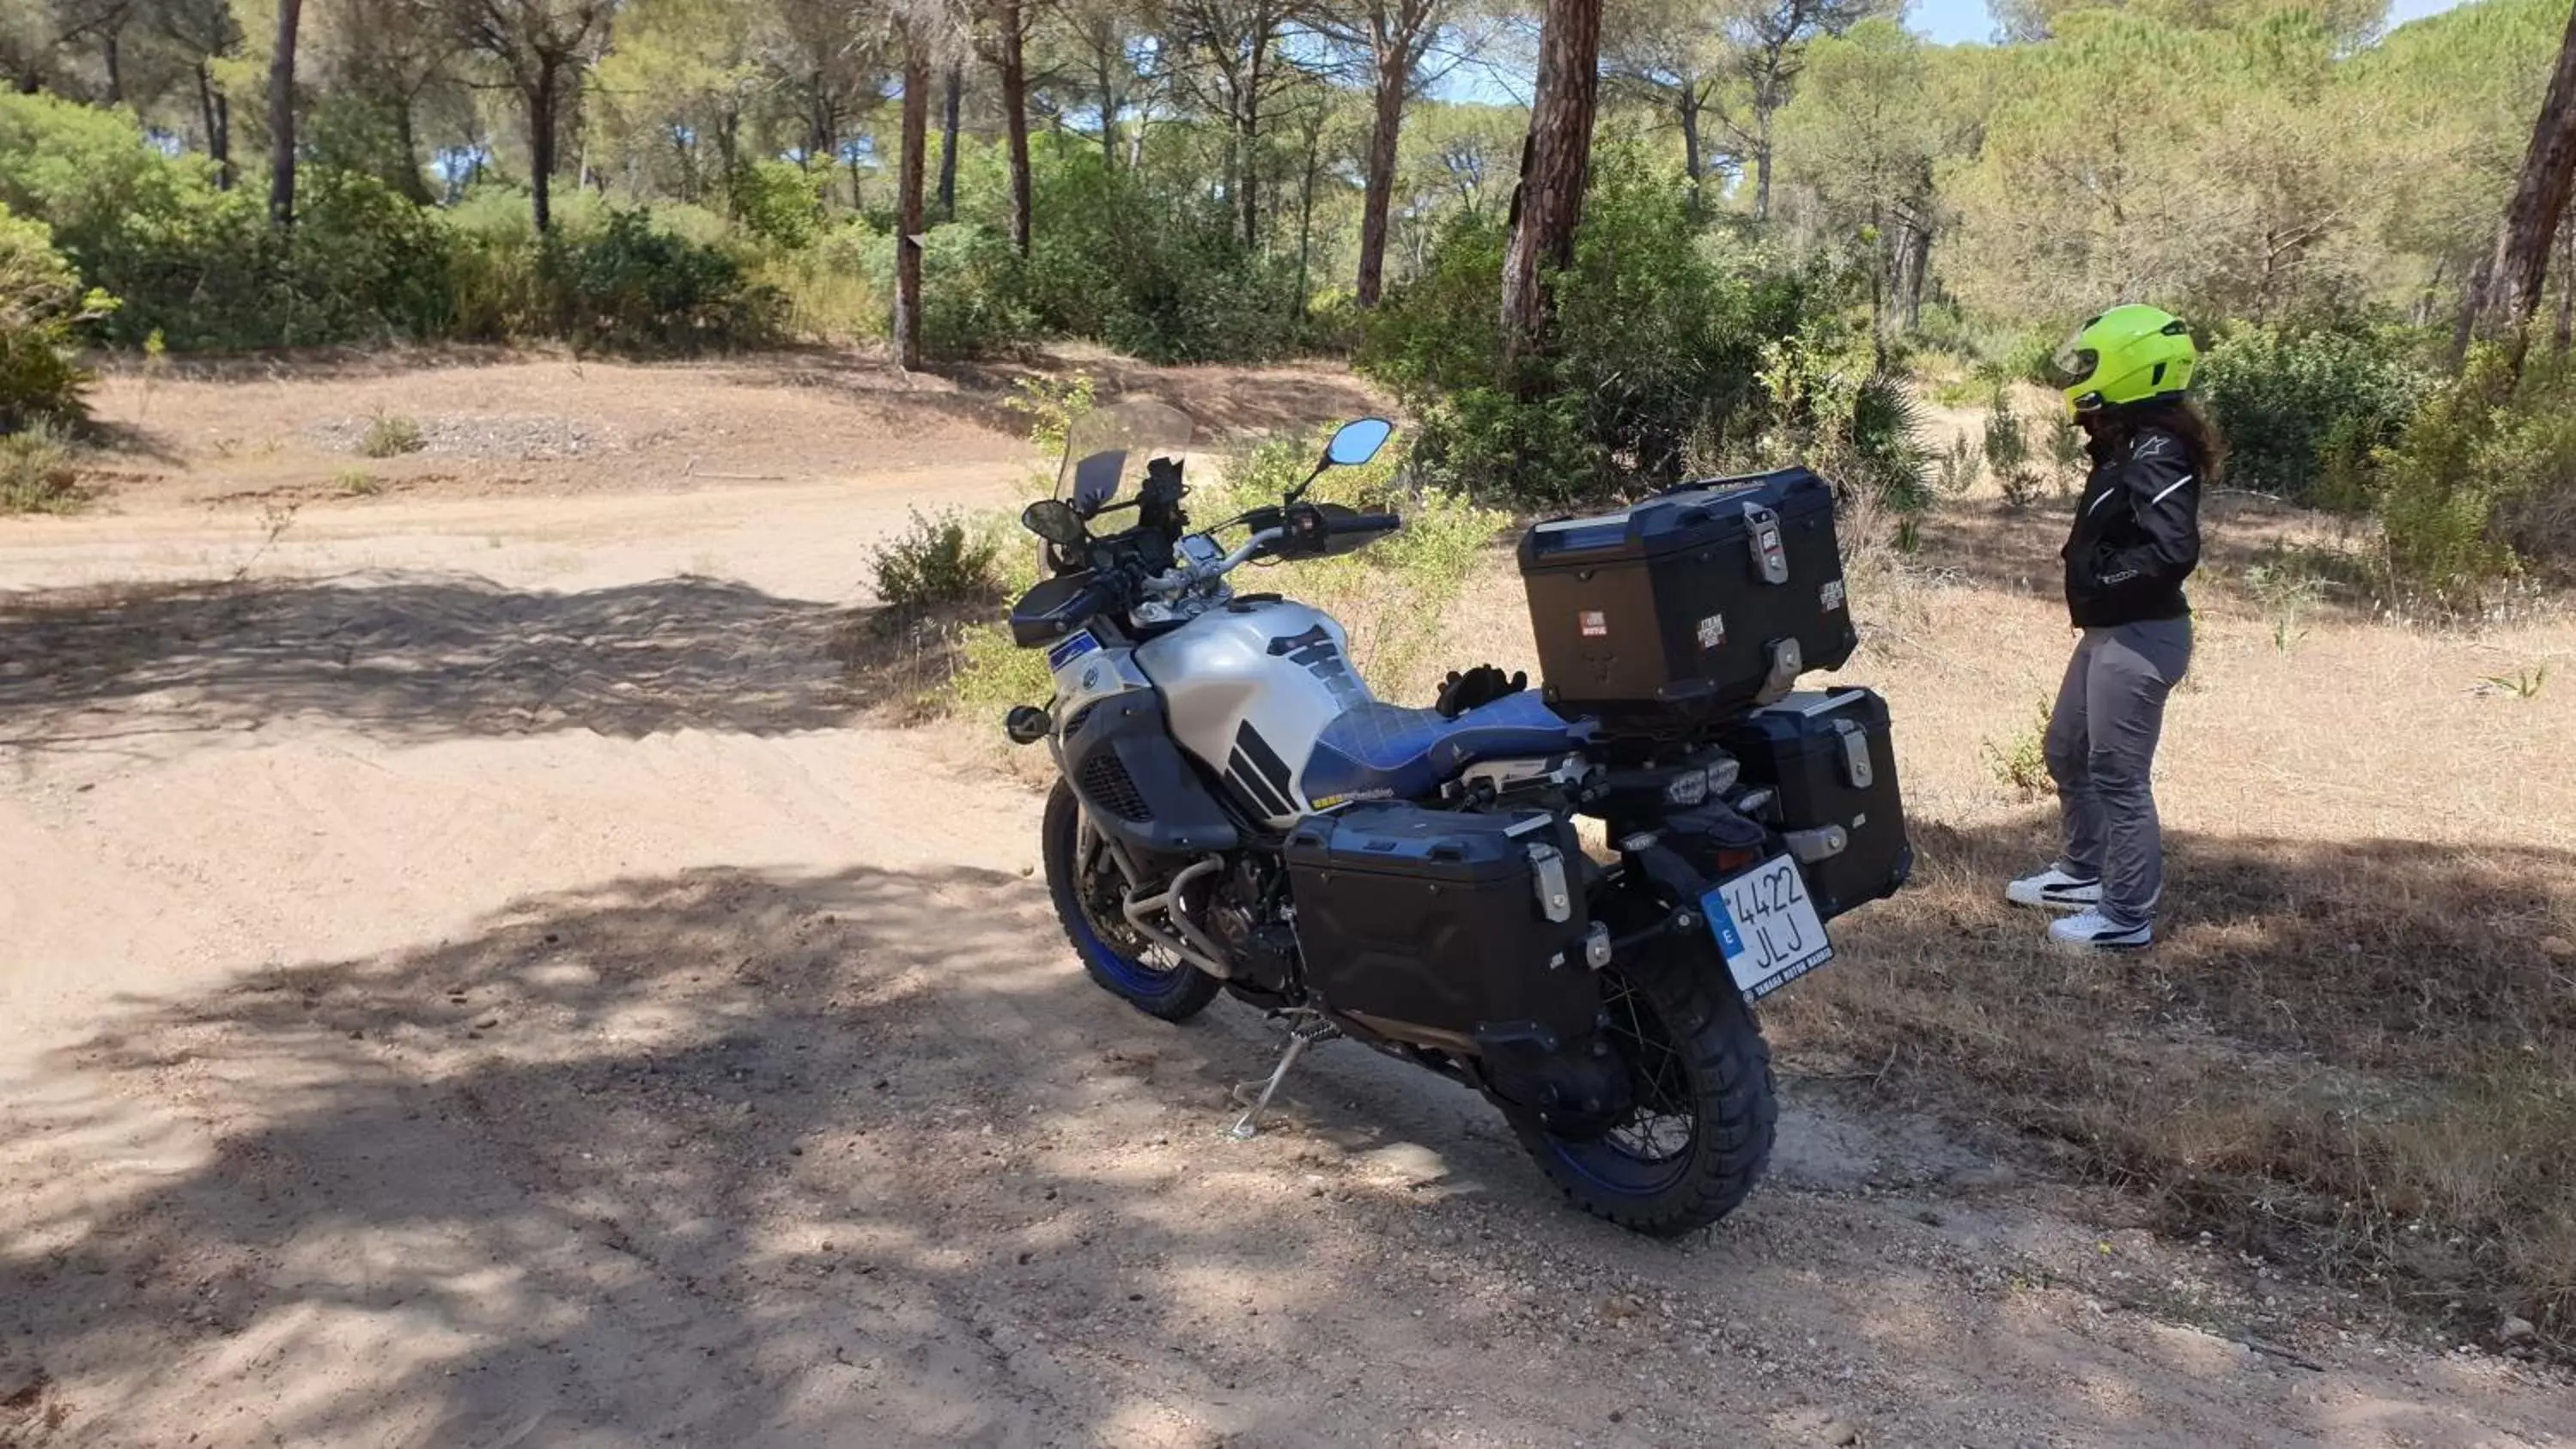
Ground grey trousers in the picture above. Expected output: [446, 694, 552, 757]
[2043, 617, 2192, 928]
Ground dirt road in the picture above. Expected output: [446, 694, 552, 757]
[3, 357, 2568, 1448]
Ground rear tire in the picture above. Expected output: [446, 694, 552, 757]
[1042, 779, 1221, 1022]
[1509, 943, 1777, 1236]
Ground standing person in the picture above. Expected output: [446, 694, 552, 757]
[2006, 304, 2218, 949]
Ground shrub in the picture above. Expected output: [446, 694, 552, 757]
[1932, 433, 1982, 496]
[1981, 390, 2047, 508]
[1, 203, 112, 431]
[2198, 322, 2431, 507]
[1020, 144, 1303, 364]
[1746, 315, 1931, 513]
[1361, 139, 1823, 508]
[889, 223, 1038, 360]
[1979, 696, 2052, 797]
[757, 217, 884, 343]
[0, 97, 453, 349]
[870, 507, 1007, 612]
[729, 160, 826, 251]
[540, 209, 787, 354]
[2367, 348, 2572, 612]
[358, 413, 424, 458]
[0, 419, 81, 512]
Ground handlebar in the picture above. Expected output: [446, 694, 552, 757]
[1139, 526, 1285, 598]
[1133, 506, 1405, 602]
[1331, 512, 1402, 536]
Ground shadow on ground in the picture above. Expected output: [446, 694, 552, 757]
[0, 863, 1376, 1446]
[1773, 813, 2576, 1349]
[0, 573, 879, 749]
[6, 854, 2565, 1444]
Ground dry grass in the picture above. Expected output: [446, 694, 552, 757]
[1419, 489, 2576, 1354]
[1, 422, 85, 513]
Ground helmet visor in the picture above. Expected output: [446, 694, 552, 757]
[2045, 330, 2098, 392]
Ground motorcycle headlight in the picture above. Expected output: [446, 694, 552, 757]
[1704, 755, 1741, 796]
[1662, 767, 1709, 808]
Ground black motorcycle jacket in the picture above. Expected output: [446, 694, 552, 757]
[2063, 421, 2202, 628]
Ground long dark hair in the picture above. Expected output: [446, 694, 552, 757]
[2083, 397, 2227, 482]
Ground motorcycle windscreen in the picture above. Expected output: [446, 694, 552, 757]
[1057, 400, 1195, 512]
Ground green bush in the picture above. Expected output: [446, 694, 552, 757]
[2367, 348, 2576, 611]
[1359, 139, 1825, 508]
[0, 420, 81, 512]
[1747, 313, 1931, 512]
[757, 217, 884, 343]
[539, 209, 785, 354]
[884, 223, 1038, 360]
[0, 95, 453, 349]
[358, 412, 424, 458]
[729, 161, 826, 251]
[1020, 145, 1303, 364]
[2198, 322, 2431, 507]
[871, 506, 1008, 611]
[0, 203, 111, 431]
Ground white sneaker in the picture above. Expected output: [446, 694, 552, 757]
[2047, 908, 2152, 951]
[2006, 864, 2102, 912]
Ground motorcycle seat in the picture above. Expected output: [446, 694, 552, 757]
[1303, 690, 1583, 803]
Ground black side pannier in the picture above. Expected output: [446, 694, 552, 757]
[1283, 804, 1595, 1050]
[1517, 467, 1856, 733]
[1722, 688, 1912, 922]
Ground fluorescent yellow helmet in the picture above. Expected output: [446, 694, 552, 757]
[2050, 304, 2196, 418]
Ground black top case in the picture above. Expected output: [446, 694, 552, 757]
[1517, 467, 1856, 733]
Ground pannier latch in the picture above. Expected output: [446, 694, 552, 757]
[1755, 637, 1803, 705]
[1741, 502, 1789, 585]
[1785, 824, 1849, 863]
[1832, 718, 1874, 788]
[1527, 843, 1573, 924]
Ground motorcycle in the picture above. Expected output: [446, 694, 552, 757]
[999, 401, 1909, 1235]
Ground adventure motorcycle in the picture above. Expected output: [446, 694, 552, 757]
[1000, 402, 1911, 1234]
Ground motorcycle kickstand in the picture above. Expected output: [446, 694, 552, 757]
[1226, 1014, 1338, 1141]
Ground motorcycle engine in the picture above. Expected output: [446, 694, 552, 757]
[1199, 858, 1297, 993]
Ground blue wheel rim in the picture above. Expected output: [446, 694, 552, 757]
[1544, 973, 1697, 1198]
[1069, 908, 1189, 1000]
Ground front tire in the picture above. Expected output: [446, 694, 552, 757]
[1042, 779, 1222, 1022]
[1509, 943, 1777, 1236]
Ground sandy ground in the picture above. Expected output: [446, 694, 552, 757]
[3, 355, 2571, 1448]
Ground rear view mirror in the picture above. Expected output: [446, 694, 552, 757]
[1022, 500, 1086, 547]
[1323, 417, 1394, 469]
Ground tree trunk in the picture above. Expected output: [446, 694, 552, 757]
[1355, 48, 1409, 307]
[2557, 210, 2575, 357]
[392, 97, 432, 203]
[1297, 106, 1324, 321]
[999, 0, 1032, 254]
[530, 63, 560, 233]
[103, 32, 123, 105]
[2459, 0, 2576, 369]
[268, 0, 303, 227]
[1501, 0, 1602, 367]
[1676, 83, 1703, 217]
[938, 63, 963, 222]
[1753, 115, 1774, 222]
[195, 62, 231, 189]
[1239, 73, 1263, 249]
[1904, 221, 1931, 334]
[896, 45, 931, 371]
[1096, 52, 1120, 170]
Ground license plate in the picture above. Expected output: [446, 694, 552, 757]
[1702, 857, 1834, 1000]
